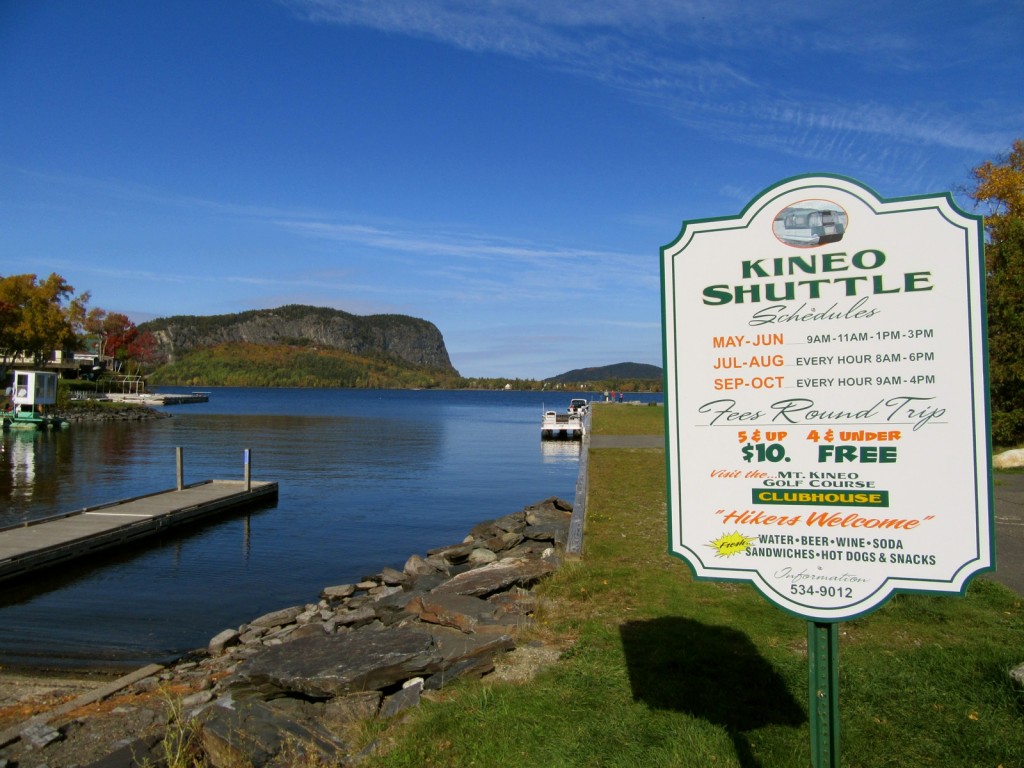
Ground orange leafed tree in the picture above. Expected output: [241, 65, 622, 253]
[84, 308, 158, 372]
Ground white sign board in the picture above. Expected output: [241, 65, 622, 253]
[661, 174, 992, 621]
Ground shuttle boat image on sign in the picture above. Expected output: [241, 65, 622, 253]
[772, 200, 848, 247]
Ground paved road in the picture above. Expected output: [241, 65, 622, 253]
[587, 434, 1024, 596]
[991, 472, 1024, 594]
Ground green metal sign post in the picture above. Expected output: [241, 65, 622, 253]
[808, 622, 840, 767]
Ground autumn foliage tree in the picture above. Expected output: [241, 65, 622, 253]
[0, 273, 88, 378]
[83, 309, 158, 373]
[970, 139, 1024, 446]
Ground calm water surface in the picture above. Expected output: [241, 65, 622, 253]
[0, 388, 656, 670]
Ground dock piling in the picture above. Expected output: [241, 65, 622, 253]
[176, 447, 184, 491]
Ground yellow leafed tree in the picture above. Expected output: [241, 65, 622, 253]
[0, 272, 89, 378]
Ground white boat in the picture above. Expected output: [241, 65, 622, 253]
[3, 370, 68, 430]
[541, 399, 588, 440]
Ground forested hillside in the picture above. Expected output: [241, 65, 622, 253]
[545, 362, 662, 384]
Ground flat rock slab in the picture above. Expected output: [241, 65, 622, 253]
[20, 721, 63, 749]
[248, 605, 304, 629]
[407, 592, 499, 632]
[82, 735, 163, 768]
[235, 625, 442, 698]
[424, 624, 515, 664]
[416, 625, 516, 690]
[432, 557, 556, 597]
[200, 697, 346, 768]
[470, 512, 527, 538]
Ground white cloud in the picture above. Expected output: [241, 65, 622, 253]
[277, 0, 1016, 164]
[272, 218, 639, 266]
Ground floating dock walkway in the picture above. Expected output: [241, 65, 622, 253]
[101, 391, 211, 406]
[0, 479, 278, 584]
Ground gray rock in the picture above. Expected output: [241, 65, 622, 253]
[432, 557, 556, 598]
[527, 496, 573, 514]
[80, 735, 162, 768]
[322, 692, 383, 731]
[418, 625, 516, 690]
[380, 567, 408, 586]
[523, 522, 568, 547]
[21, 721, 63, 749]
[425, 554, 451, 571]
[488, 587, 538, 616]
[208, 628, 241, 656]
[403, 553, 441, 577]
[369, 590, 418, 626]
[199, 696, 346, 768]
[425, 624, 515, 662]
[481, 531, 524, 552]
[234, 625, 442, 698]
[290, 622, 330, 640]
[263, 624, 297, 642]
[335, 604, 377, 628]
[182, 690, 215, 709]
[248, 605, 304, 629]
[406, 571, 448, 593]
[380, 678, 423, 719]
[321, 583, 356, 600]
[428, 542, 475, 565]
[368, 584, 404, 600]
[133, 676, 161, 693]
[266, 697, 324, 722]
[406, 593, 499, 633]
[1010, 662, 1024, 688]
[470, 512, 527, 539]
[468, 548, 498, 565]
[501, 541, 559, 560]
[295, 607, 320, 624]
[239, 627, 267, 644]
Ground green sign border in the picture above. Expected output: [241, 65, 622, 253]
[660, 172, 992, 623]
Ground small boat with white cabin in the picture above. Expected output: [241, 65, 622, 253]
[541, 399, 588, 440]
[2, 370, 68, 430]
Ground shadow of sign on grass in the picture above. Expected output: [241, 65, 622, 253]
[620, 617, 805, 767]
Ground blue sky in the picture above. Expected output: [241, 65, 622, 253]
[1, 1, 1021, 379]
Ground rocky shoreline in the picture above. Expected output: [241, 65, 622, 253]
[55, 402, 171, 423]
[0, 496, 574, 768]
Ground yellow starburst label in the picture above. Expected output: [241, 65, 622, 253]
[707, 532, 757, 557]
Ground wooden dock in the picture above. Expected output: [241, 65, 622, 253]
[0, 480, 278, 584]
[101, 391, 210, 406]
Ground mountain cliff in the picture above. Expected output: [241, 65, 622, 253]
[139, 305, 458, 375]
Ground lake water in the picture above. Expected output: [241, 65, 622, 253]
[0, 388, 658, 671]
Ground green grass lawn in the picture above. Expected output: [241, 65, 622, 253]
[364, 409, 1024, 767]
[588, 402, 665, 435]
